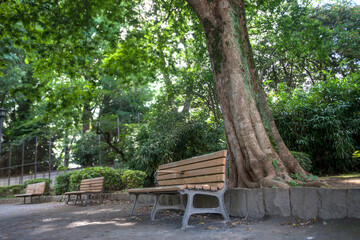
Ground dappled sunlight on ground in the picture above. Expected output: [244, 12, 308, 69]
[42, 217, 62, 222]
[0, 202, 359, 240]
[343, 179, 360, 184]
[320, 173, 360, 188]
[67, 220, 136, 228]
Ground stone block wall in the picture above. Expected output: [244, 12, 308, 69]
[226, 187, 360, 220]
[1, 187, 359, 220]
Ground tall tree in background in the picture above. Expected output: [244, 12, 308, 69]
[186, 0, 317, 188]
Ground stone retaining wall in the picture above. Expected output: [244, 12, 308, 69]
[227, 187, 360, 219]
[1, 187, 359, 220]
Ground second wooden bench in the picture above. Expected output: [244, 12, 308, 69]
[14, 182, 46, 204]
[65, 177, 105, 205]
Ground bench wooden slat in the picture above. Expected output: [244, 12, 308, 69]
[81, 177, 104, 182]
[157, 166, 226, 181]
[157, 170, 183, 174]
[158, 174, 225, 186]
[158, 150, 227, 170]
[90, 183, 104, 187]
[157, 158, 226, 176]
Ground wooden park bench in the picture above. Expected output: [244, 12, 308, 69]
[128, 150, 230, 229]
[64, 177, 105, 206]
[14, 182, 46, 204]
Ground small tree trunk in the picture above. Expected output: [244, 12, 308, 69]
[187, 0, 310, 188]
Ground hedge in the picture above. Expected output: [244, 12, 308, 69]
[0, 184, 25, 197]
[54, 167, 146, 195]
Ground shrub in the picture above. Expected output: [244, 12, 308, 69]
[54, 172, 73, 195]
[0, 187, 7, 197]
[71, 132, 108, 167]
[24, 178, 52, 195]
[69, 167, 123, 193]
[121, 170, 146, 189]
[131, 112, 226, 185]
[9, 184, 25, 195]
[0, 184, 25, 197]
[290, 151, 313, 172]
[269, 74, 360, 174]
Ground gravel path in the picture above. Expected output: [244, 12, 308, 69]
[0, 201, 359, 240]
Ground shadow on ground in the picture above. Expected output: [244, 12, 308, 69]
[0, 201, 359, 240]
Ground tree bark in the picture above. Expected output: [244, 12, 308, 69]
[187, 0, 310, 188]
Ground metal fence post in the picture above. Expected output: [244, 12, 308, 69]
[21, 140, 25, 184]
[35, 136, 38, 179]
[99, 134, 102, 166]
[7, 147, 12, 186]
[48, 137, 51, 180]
[117, 116, 120, 138]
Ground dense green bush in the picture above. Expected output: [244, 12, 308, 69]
[71, 132, 105, 167]
[130, 112, 226, 184]
[69, 167, 123, 192]
[24, 178, 52, 195]
[54, 172, 73, 195]
[121, 170, 146, 189]
[290, 151, 313, 172]
[0, 184, 25, 197]
[54, 167, 146, 194]
[269, 73, 360, 174]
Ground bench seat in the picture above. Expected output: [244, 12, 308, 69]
[128, 183, 224, 194]
[14, 193, 42, 197]
[129, 150, 230, 229]
[64, 190, 102, 195]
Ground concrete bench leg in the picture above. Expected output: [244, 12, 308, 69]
[181, 190, 230, 230]
[83, 194, 89, 206]
[130, 194, 139, 215]
[131, 194, 152, 215]
[66, 195, 71, 204]
[150, 194, 160, 221]
[218, 194, 230, 223]
[99, 193, 104, 204]
[23, 196, 26, 204]
[181, 192, 194, 229]
[151, 194, 186, 221]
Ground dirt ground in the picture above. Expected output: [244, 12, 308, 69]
[0, 201, 359, 240]
[320, 175, 360, 188]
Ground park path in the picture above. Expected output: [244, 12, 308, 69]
[0, 201, 359, 240]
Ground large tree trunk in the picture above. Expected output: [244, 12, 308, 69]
[187, 0, 309, 188]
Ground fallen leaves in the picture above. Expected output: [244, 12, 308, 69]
[206, 226, 218, 230]
[281, 218, 318, 228]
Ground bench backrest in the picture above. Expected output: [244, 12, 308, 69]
[79, 177, 105, 192]
[25, 182, 46, 195]
[156, 150, 227, 190]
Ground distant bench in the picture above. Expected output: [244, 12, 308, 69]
[65, 177, 105, 205]
[15, 182, 46, 204]
[128, 150, 230, 229]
